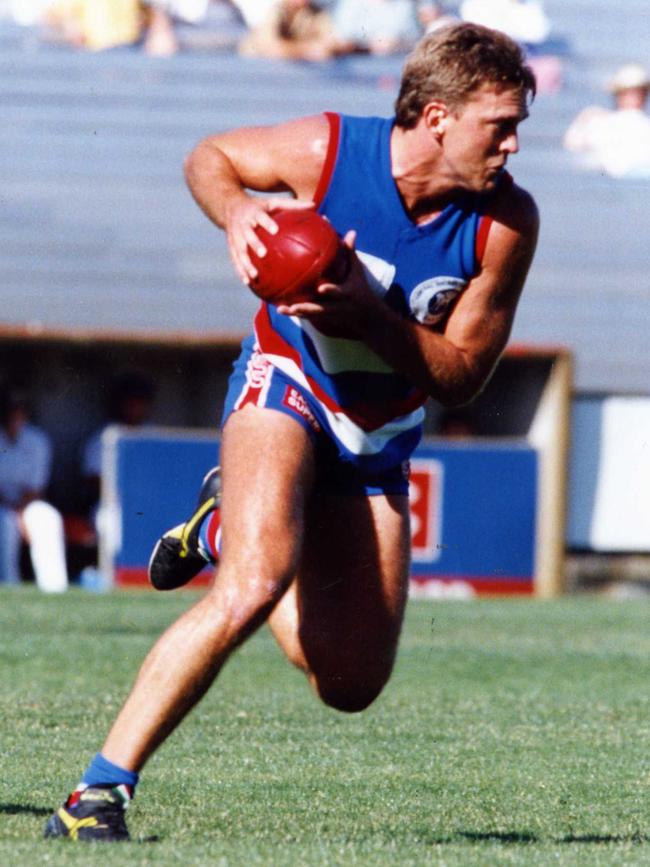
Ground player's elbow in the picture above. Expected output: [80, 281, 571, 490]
[433, 351, 502, 407]
[429, 370, 486, 408]
[435, 390, 475, 409]
[184, 138, 219, 188]
[183, 143, 204, 188]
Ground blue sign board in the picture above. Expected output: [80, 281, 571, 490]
[107, 432, 537, 593]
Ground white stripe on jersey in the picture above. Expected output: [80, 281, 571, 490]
[298, 319, 393, 375]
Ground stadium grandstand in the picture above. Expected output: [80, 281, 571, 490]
[1, 0, 649, 588]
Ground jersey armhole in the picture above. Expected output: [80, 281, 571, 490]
[475, 214, 493, 265]
[313, 112, 341, 208]
[475, 171, 514, 266]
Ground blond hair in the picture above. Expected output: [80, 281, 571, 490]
[395, 23, 536, 128]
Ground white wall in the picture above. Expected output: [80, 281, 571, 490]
[568, 395, 650, 551]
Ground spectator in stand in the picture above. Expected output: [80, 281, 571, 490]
[417, 1, 457, 34]
[459, 0, 550, 48]
[142, 0, 213, 56]
[230, 0, 277, 30]
[239, 0, 349, 62]
[564, 63, 650, 179]
[37, 0, 215, 55]
[0, 388, 68, 593]
[5, 0, 52, 26]
[45, 0, 142, 51]
[332, 0, 420, 55]
[81, 373, 156, 527]
[459, 0, 562, 93]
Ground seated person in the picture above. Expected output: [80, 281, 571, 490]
[0, 388, 68, 593]
[332, 0, 420, 55]
[564, 63, 650, 179]
[230, 0, 277, 29]
[239, 0, 349, 62]
[5, 0, 53, 26]
[82, 373, 155, 527]
[417, 1, 458, 34]
[44, 0, 142, 50]
[459, 0, 560, 92]
[459, 0, 551, 48]
[141, 0, 212, 57]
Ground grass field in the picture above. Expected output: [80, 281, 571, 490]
[1, 588, 649, 866]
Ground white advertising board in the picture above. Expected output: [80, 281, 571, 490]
[568, 396, 650, 551]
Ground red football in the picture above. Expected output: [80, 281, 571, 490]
[248, 209, 348, 304]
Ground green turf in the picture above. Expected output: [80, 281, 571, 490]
[1, 588, 649, 866]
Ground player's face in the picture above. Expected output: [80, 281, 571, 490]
[441, 84, 529, 192]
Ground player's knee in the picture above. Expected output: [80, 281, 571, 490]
[316, 675, 387, 714]
[207, 570, 288, 635]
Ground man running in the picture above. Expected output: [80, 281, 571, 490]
[46, 22, 538, 841]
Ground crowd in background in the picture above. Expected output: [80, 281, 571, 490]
[0, 375, 156, 593]
[4, 0, 648, 178]
[2, 0, 557, 60]
[2, 0, 648, 166]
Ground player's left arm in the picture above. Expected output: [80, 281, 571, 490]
[422, 183, 540, 405]
[287, 182, 539, 406]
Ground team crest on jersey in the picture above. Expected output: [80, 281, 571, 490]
[409, 276, 467, 325]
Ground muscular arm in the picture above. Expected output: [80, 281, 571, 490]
[367, 186, 538, 405]
[184, 115, 329, 282]
[285, 182, 539, 407]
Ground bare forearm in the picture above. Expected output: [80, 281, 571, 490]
[184, 141, 249, 230]
[359, 303, 490, 406]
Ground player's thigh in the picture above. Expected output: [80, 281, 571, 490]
[296, 491, 411, 703]
[217, 405, 315, 591]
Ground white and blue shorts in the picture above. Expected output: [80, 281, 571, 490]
[221, 336, 411, 497]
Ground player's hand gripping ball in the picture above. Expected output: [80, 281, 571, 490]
[248, 209, 349, 304]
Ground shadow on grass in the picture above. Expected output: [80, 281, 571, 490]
[559, 833, 649, 845]
[449, 830, 650, 847]
[460, 831, 538, 844]
[0, 803, 51, 817]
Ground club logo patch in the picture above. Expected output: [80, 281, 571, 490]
[409, 276, 467, 325]
[246, 350, 271, 389]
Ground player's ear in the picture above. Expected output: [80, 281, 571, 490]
[421, 100, 451, 141]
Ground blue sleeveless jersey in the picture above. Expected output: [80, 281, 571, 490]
[253, 112, 493, 472]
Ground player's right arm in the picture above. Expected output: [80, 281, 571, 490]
[184, 115, 329, 284]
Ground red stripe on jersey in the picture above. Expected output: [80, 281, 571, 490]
[314, 112, 341, 207]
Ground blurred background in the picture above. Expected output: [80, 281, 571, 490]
[1, 0, 649, 594]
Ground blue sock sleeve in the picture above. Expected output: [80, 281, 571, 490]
[81, 752, 139, 789]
